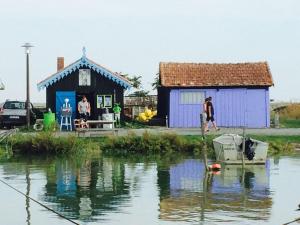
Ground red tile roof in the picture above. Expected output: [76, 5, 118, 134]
[159, 62, 273, 87]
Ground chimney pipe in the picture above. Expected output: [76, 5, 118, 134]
[57, 57, 64, 71]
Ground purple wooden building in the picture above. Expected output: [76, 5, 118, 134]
[157, 62, 274, 128]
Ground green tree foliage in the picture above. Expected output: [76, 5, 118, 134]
[128, 90, 150, 97]
[151, 73, 160, 90]
[121, 74, 142, 89]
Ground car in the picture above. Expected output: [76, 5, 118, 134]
[0, 100, 37, 129]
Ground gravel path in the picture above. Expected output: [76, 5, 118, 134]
[74, 127, 300, 137]
[2, 127, 300, 137]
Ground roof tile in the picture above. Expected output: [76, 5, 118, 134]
[159, 62, 273, 87]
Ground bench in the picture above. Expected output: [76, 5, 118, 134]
[74, 119, 118, 137]
[86, 120, 116, 129]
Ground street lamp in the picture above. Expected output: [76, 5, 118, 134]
[21, 43, 34, 129]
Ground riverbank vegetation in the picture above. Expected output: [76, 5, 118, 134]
[7, 131, 100, 155]
[1, 131, 299, 157]
[101, 132, 213, 157]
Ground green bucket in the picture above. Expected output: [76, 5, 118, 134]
[43, 112, 56, 130]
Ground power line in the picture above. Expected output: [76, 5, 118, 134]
[0, 178, 80, 225]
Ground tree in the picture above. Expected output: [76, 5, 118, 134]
[121, 74, 142, 89]
[128, 90, 150, 97]
[151, 73, 160, 91]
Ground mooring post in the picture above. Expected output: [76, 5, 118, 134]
[242, 127, 246, 168]
[200, 113, 205, 139]
[200, 113, 209, 171]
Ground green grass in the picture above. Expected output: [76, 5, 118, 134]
[280, 119, 300, 128]
[250, 135, 300, 143]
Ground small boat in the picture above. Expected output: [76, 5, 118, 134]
[213, 134, 268, 164]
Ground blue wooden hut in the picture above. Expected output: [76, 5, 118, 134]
[157, 62, 274, 128]
[37, 48, 132, 121]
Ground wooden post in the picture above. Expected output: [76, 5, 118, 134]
[242, 127, 246, 168]
[200, 113, 209, 171]
[200, 113, 205, 139]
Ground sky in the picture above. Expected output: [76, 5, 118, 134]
[0, 0, 299, 103]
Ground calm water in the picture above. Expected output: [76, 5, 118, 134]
[0, 154, 300, 225]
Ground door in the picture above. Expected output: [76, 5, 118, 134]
[55, 91, 76, 123]
[76, 93, 95, 119]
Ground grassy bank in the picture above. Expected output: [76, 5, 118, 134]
[7, 131, 100, 155]
[2, 132, 299, 157]
[100, 132, 213, 157]
[279, 119, 300, 128]
[4, 132, 213, 157]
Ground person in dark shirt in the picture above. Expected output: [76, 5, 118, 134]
[204, 96, 219, 132]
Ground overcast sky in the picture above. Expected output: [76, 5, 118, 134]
[0, 0, 299, 103]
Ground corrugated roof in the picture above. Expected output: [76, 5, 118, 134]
[159, 62, 274, 87]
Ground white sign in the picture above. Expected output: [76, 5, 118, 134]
[79, 69, 91, 86]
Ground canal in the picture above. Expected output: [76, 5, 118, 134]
[0, 153, 299, 225]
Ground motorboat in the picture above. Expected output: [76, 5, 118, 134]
[213, 134, 268, 164]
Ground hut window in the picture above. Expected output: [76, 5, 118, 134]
[97, 95, 112, 108]
[79, 69, 91, 86]
[180, 91, 205, 104]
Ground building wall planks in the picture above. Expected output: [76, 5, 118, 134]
[169, 88, 269, 128]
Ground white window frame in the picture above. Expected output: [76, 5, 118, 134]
[180, 91, 205, 104]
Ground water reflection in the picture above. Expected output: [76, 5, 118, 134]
[158, 159, 272, 223]
[25, 166, 31, 225]
[43, 157, 130, 222]
[0, 155, 275, 224]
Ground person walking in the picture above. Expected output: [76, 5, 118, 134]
[204, 96, 219, 132]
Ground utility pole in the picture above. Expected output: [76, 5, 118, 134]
[21, 43, 34, 129]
